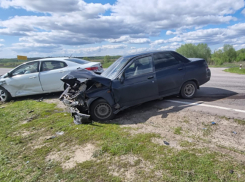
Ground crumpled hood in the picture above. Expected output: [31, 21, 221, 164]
[61, 68, 111, 87]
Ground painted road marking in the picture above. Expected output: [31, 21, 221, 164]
[165, 100, 245, 113]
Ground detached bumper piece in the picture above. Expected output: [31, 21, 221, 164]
[70, 107, 92, 124]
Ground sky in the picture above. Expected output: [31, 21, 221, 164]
[0, 0, 245, 58]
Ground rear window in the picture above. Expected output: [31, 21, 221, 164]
[65, 58, 89, 64]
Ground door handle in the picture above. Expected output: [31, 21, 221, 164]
[178, 67, 183, 70]
[59, 70, 64, 73]
[148, 76, 154, 79]
[29, 76, 36, 79]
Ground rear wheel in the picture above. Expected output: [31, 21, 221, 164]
[90, 99, 115, 121]
[180, 81, 197, 99]
[0, 86, 11, 102]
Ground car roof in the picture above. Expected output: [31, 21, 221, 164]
[123, 50, 172, 59]
[21, 57, 86, 64]
[37, 57, 73, 61]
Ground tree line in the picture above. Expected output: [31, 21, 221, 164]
[176, 43, 245, 65]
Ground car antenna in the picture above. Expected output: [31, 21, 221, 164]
[69, 54, 72, 58]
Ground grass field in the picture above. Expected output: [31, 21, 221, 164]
[209, 61, 245, 68]
[224, 67, 245, 75]
[1, 100, 245, 181]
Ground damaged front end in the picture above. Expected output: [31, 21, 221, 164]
[59, 69, 112, 124]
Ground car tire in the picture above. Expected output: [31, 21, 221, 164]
[180, 81, 197, 99]
[90, 99, 115, 121]
[0, 86, 11, 102]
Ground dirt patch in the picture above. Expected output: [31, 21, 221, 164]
[46, 143, 96, 169]
[44, 99, 67, 111]
[113, 103, 245, 161]
[20, 130, 34, 137]
[108, 155, 160, 181]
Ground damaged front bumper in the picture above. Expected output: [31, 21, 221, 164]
[70, 107, 91, 124]
[60, 86, 92, 124]
[60, 69, 115, 124]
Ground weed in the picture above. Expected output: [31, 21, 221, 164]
[174, 127, 182, 135]
[234, 118, 245, 125]
[179, 140, 196, 147]
[183, 119, 189, 123]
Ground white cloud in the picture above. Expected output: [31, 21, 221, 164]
[127, 48, 149, 54]
[0, 0, 245, 57]
[242, 8, 245, 15]
[107, 36, 150, 44]
[0, 0, 243, 43]
[158, 43, 182, 50]
[112, 0, 243, 31]
[0, 44, 4, 47]
[0, 39, 4, 42]
[151, 23, 245, 51]
[233, 44, 245, 50]
[0, 0, 111, 15]
[58, 44, 127, 56]
[11, 43, 62, 53]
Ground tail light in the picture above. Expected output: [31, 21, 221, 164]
[85, 67, 98, 71]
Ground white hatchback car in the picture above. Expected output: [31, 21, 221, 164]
[0, 57, 103, 102]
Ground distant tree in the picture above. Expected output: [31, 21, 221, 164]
[195, 43, 211, 62]
[211, 49, 224, 65]
[176, 43, 198, 58]
[83, 57, 90, 61]
[103, 55, 111, 63]
[176, 43, 211, 62]
[223, 44, 236, 62]
[236, 48, 245, 62]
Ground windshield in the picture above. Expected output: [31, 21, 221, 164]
[101, 57, 130, 79]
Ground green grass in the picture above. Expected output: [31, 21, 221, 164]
[224, 67, 245, 74]
[102, 61, 114, 68]
[209, 61, 245, 68]
[174, 127, 182, 135]
[0, 100, 245, 181]
[179, 140, 196, 147]
[234, 118, 245, 125]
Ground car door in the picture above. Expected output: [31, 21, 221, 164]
[6, 61, 43, 96]
[39, 61, 69, 91]
[113, 55, 158, 107]
[153, 52, 186, 96]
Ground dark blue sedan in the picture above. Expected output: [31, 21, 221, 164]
[60, 50, 211, 123]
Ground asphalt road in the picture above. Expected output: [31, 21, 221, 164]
[0, 68, 11, 75]
[1, 67, 245, 119]
[164, 68, 245, 119]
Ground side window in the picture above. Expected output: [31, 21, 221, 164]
[171, 52, 190, 63]
[12, 62, 39, 76]
[153, 52, 180, 70]
[125, 56, 153, 78]
[41, 61, 67, 71]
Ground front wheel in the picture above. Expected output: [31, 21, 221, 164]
[0, 86, 11, 102]
[180, 81, 197, 99]
[90, 99, 115, 121]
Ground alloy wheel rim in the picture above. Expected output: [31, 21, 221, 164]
[94, 103, 112, 119]
[0, 89, 6, 101]
[184, 84, 195, 97]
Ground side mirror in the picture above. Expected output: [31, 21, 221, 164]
[7, 72, 12, 77]
[119, 72, 125, 84]
[4, 72, 12, 78]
